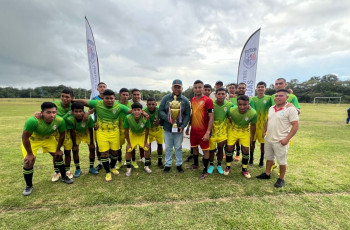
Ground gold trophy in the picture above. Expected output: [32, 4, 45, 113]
[169, 95, 181, 133]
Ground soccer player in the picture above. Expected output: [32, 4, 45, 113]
[144, 97, 164, 169]
[346, 107, 350, 124]
[187, 80, 214, 179]
[124, 102, 152, 176]
[249, 81, 271, 167]
[22, 102, 73, 196]
[225, 95, 257, 178]
[256, 89, 299, 188]
[116, 88, 133, 170]
[208, 87, 233, 175]
[74, 89, 131, 181]
[204, 84, 213, 98]
[226, 83, 237, 100]
[271, 78, 301, 114]
[65, 102, 97, 177]
[209, 81, 224, 100]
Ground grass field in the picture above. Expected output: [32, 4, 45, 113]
[0, 100, 349, 229]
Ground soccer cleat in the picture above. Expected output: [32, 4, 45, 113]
[207, 165, 214, 174]
[234, 155, 240, 162]
[140, 157, 145, 163]
[51, 172, 61, 182]
[62, 176, 74, 184]
[66, 171, 74, 179]
[177, 165, 184, 173]
[95, 164, 103, 172]
[242, 171, 251, 179]
[224, 168, 230, 176]
[144, 166, 152, 174]
[187, 164, 199, 170]
[116, 161, 124, 170]
[131, 161, 139, 169]
[105, 172, 112, 182]
[110, 168, 120, 175]
[125, 168, 132, 177]
[274, 178, 285, 188]
[89, 168, 99, 175]
[256, 172, 271, 179]
[271, 163, 277, 171]
[163, 166, 171, 173]
[217, 165, 224, 175]
[22, 186, 33, 196]
[158, 161, 164, 169]
[200, 172, 208, 180]
[74, 169, 81, 178]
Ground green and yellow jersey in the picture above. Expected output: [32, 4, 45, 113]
[123, 114, 151, 134]
[228, 107, 257, 133]
[65, 115, 94, 134]
[24, 116, 65, 140]
[143, 106, 161, 130]
[230, 97, 254, 109]
[250, 95, 271, 129]
[271, 93, 300, 109]
[53, 101, 72, 119]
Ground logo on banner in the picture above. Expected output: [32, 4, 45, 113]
[87, 39, 96, 64]
[243, 48, 257, 69]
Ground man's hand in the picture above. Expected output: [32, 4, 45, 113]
[153, 119, 160, 126]
[72, 144, 78, 152]
[185, 127, 190, 136]
[24, 154, 35, 165]
[34, 112, 42, 119]
[88, 143, 95, 151]
[83, 112, 89, 122]
[229, 93, 236, 98]
[279, 138, 289, 146]
[126, 143, 132, 152]
[178, 127, 183, 133]
[142, 111, 149, 119]
[202, 132, 210, 142]
[94, 123, 99, 130]
[55, 149, 63, 157]
[144, 142, 149, 150]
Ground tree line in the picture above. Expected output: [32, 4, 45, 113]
[0, 74, 349, 103]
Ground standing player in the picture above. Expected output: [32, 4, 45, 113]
[208, 88, 233, 175]
[65, 102, 97, 177]
[346, 107, 350, 125]
[209, 81, 224, 100]
[249, 81, 271, 167]
[124, 102, 152, 176]
[226, 83, 237, 100]
[144, 98, 164, 169]
[225, 95, 256, 178]
[22, 102, 73, 196]
[187, 80, 214, 179]
[204, 84, 213, 98]
[256, 89, 299, 188]
[271, 78, 301, 114]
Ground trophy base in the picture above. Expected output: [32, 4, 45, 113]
[172, 127, 179, 133]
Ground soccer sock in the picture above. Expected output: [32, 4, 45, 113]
[74, 160, 80, 170]
[145, 158, 151, 167]
[126, 160, 131, 168]
[140, 148, 145, 159]
[65, 165, 70, 172]
[89, 157, 95, 168]
[209, 160, 214, 166]
[226, 162, 231, 169]
[54, 166, 59, 174]
[194, 155, 199, 166]
[158, 154, 162, 163]
[117, 149, 122, 162]
[242, 153, 249, 172]
[250, 151, 254, 162]
[236, 145, 241, 156]
[23, 167, 33, 187]
[110, 155, 118, 168]
[101, 157, 110, 173]
[217, 161, 222, 166]
[203, 158, 209, 173]
[56, 160, 67, 178]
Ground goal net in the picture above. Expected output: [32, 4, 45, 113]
[313, 97, 342, 104]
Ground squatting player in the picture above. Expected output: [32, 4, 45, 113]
[22, 102, 73, 196]
[225, 95, 257, 179]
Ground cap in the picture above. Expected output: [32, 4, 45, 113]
[172, 79, 182, 86]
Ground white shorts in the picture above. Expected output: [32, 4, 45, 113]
[264, 141, 289, 165]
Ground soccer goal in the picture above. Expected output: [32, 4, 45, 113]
[313, 97, 342, 104]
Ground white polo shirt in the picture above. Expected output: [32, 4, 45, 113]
[265, 104, 299, 143]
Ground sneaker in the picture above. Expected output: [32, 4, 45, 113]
[116, 161, 124, 170]
[95, 164, 103, 172]
[125, 168, 132, 177]
[74, 169, 81, 178]
[217, 165, 224, 175]
[66, 171, 73, 179]
[22, 186, 33, 196]
[224, 168, 230, 176]
[274, 178, 285, 188]
[131, 161, 139, 169]
[62, 176, 74, 184]
[105, 172, 112, 181]
[242, 171, 251, 179]
[177, 165, 184, 173]
[158, 161, 164, 169]
[144, 166, 152, 174]
[200, 172, 208, 180]
[187, 164, 199, 170]
[140, 157, 145, 163]
[259, 161, 264, 168]
[207, 165, 214, 174]
[185, 155, 193, 162]
[256, 172, 271, 179]
[89, 168, 99, 175]
[163, 166, 171, 173]
[110, 168, 120, 175]
[271, 163, 277, 171]
[234, 155, 240, 162]
[51, 172, 61, 182]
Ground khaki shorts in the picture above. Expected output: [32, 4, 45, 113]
[264, 141, 289, 165]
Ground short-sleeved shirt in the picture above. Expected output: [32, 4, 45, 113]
[265, 105, 299, 143]
[65, 115, 94, 134]
[250, 95, 272, 129]
[228, 107, 257, 131]
[213, 100, 233, 124]
[190, 95, 214, 135]
[230, 96, 253, 108]
[88, 100, 130, 131]
[271, 93, 300, 109]
[53, 101, 72, 119]
[143, 106, 161, 128]
[118, 101, 132, 127]
[123, 114, 151, 134]
[24, 116, 65, 139]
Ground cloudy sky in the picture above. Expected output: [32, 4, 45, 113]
[1, 0, 350, 92]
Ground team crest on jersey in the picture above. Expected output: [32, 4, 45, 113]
[199, 101, 204, 105]
[243, 48, 257, 69]
[245, 116, 249, 121]
[224, 107, 227, 112]
[140, 123, 144, 128]
[82, 123, 86, 128]
[52, 125, 57, 130]
[112, 109, 116, 114]
[263, 100, 267, 104]
[68, 111, 72, 115]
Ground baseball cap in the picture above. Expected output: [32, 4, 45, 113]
[172, 79, 182, 86]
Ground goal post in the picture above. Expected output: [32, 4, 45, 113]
[313, 97, 342, 104]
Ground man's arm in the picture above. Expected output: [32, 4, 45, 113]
[125, 128, 132, 152]
[202, 112, 214, 141]
[88, 127, 95, 150]
[70, 129, 78, 151]
[22, 130, 35, 165]
[158, 96, 169, 121]
[279, 120, 299, 146]
[144, 128, 149, 149]
[250, 123, 256, 142]
[181, 99, 191, 131]
[73, 99, 90, 107]
[263, 119, 268, 138]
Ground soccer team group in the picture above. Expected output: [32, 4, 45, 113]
[21, 78, 300, 196]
